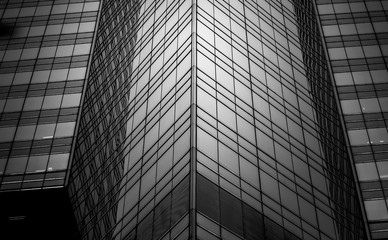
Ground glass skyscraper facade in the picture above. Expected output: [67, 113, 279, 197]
[1, 0, 387, 240]
[316, 0, 388, 238]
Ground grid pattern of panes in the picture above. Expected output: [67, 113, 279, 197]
[195, 0, 364, 239]
[67, 0, 193, 239]
[0, 0, 99, 190]
[316, 0, 388, 238]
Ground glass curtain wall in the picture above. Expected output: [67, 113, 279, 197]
[0, 0, 99, 190]
[316, 0, 388, 238]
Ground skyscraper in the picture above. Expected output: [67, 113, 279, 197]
[0, 0, 386, 240]
[316, 1, 388, 238]
[0, 0, 100, 239]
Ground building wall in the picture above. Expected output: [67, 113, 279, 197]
[194, 0, 364, 239]
[0, 0, 99, 190]
[68, 0, 367, 240]
[315, 0, 388, 238]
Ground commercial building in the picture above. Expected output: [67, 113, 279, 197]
[0, 0, 387, 239]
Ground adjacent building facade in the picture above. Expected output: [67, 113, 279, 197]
[1, 0, 387, 239]
[316, 0, 388, 238]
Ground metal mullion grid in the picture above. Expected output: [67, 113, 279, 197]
[71, 69, 192, 208]
[81, 6, 189, 130]
[74, 38, 192, 164]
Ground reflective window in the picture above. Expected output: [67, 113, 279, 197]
[47, 153, 69, 171]
[368, 128, 388, 145]
[38, 46, 57, 58]
[0, 73, 14, 86]
[13, 72, 32, 85]
[61, 94, 81, 108]
[348, 129, 368, 145]
[68, 67, 86, 80]
[42, 95, 62, 109]
[34, 124, 56, 139]
[377, 162, 388, 180]
[356, 163, 379, 181]
[328, 48, 346, 60]
[31, 70, 50, 83]
[55, 122, 75, 138]
[21, 48, 39, 60]
[353, 71, 372, 85]
[364, 200, 388, 220]
[49, 69, 69, 82]
[4, 98, 24, 112]
[15, 125, 36, 141]
[23, 97, 43, 111]
[341, 100, 360, 114]
[334, 72, 353, 86]
[5, 157, 28, 174]
[26, 155, 49, 173]
[0, 127, 16, 142]
[360, 98, 380, 113]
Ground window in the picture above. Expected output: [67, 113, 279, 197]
[356, 163, 379, 181]
[348, 129, 368, 145]
[5, 157, 28, 174]
[49, 69, 69, 82]
[34, 124, 56, 139]
[341, 99, 360, 114]
[26, 155, 49, 173]
[61, 93, 81, 108]
[0, 127, 16, 142]
[55, 122, 75, 138]
[360, 98, 380, 113]
[15, 125, 36, 141]
[4, 98, 24, 112]
[47, 153, 69, 171]
[364, 200, 388, 221]
[368, 128, 388, 144]
[42, 95, 62, 109]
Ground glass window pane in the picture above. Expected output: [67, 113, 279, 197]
[35, 124, 56, 139]
[61, 23, 79, 34]
[197, 174, 220, 222]
[334, 72, 353, 86]
[26, 155, 49, 173]
[49, 69, 69, 82]
[38, 46, 57, 58]
[13, 71, 32, 85]
[380, 97, 388, 112]
[42, 95, 62, 109]
[47, 153, 69, 171]
[348, 129, 368, 145]
[15, 125, 36, 141]
[368, 128, 388, 144]
[352, 71, 372, 85]
[4, 98, 24, 112]
[68, 67, 86, 80]
[341, 99, 361, 114]
[56, 45, 74, 57]
[31, 70, 50, 83]
[364, 200, 388, 220]
[0, 127, 16, 142]
[0, 73, 14, 86]
[23, 96, 43, 111]
[377, 162, 388, 180]
[360, 98, 380, 113]
[61, 93, 81, 108]
[356, 163, 379, 181]
[73, 43, 91, 55]
[55, 122, 75, 137]
[220, 188, 243, 236]
[5, 157, 28, 174]
[219, 143, 238, 175]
